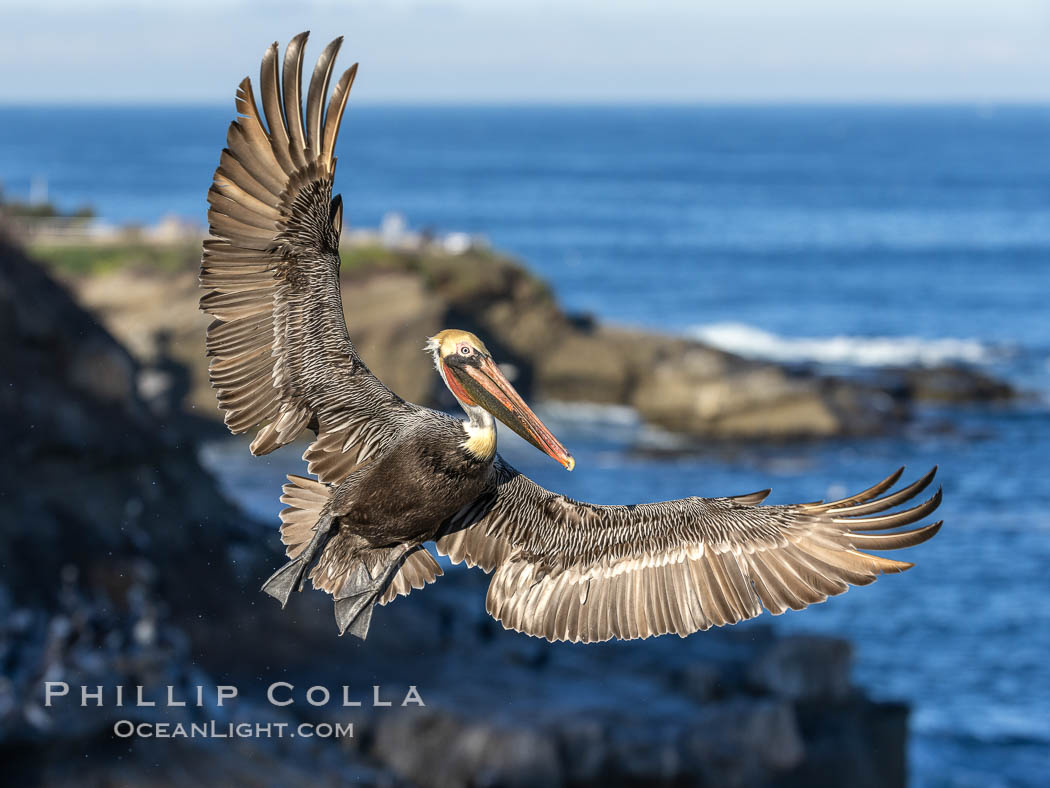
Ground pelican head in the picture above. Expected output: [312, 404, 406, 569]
[427, 329, 574, 470]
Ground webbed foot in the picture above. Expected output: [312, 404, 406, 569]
[334, 592, 375, 639]
[261, 513, 334, 608]
[332, 544, 413, 640]
[261, 558, 308, 608]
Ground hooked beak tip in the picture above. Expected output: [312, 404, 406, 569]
[563, 455, 575, 472]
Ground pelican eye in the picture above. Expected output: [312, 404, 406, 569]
[459, 345, 473, 356]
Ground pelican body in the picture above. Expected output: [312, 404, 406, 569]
[201, 33, 943, 641]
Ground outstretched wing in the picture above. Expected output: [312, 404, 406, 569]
[201, 33, 416, 481]
[435, 463, 942, 643]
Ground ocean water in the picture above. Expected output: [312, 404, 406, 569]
[3, 105, 1049, 785]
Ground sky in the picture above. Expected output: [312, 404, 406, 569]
[2, 0, 1050, 104]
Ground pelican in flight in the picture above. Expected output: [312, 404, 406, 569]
[201, 33, 943, 641]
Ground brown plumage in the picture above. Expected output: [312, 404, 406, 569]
[201, 33, 943, 642]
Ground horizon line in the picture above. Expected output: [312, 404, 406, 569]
[3, 98, 1050, 110]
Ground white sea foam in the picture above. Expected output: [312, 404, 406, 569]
[537, 401, 688, 451]
[690, 322, 992, 368]
[537, 401, 640, 428]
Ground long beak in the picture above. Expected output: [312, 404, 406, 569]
[455, 356, 574, 470]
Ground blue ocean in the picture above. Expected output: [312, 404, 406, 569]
[2, 105, 1048, 785]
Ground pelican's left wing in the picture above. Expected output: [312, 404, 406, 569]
[201, 33, 418, 482]
[435, 461, 942, 643]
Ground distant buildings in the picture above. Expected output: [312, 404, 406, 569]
[346, 211, 487, 256]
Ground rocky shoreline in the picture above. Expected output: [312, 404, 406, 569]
[36, 237, 1013, 445]
[1, 234, 920, 785]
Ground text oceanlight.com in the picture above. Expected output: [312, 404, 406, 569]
[112, 721, 355, 739]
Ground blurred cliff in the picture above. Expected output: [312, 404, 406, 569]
[0, 231, 917, 786]
[25, 219, 1013, 448]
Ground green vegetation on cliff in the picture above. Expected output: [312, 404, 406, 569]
[30, 238, 556, 302]
[30, 240, 202, 276]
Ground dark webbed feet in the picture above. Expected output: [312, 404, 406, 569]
[333, 544, 414, 640]
[261, 558, 308, 608]
[261, 513, 334, 608]
[334, 592, 376, 640]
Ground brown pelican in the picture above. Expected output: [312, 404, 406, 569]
[201, 33, 943, 642]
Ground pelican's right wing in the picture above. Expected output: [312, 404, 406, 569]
[201, 33, 417, 482]
[435, 462, 942, 643]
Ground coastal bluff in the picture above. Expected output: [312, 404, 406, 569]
[35, 237, 1011, 444]
[1, 235, 912, 785]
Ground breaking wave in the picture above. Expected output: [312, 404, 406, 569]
[689, 322, 993, 368]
